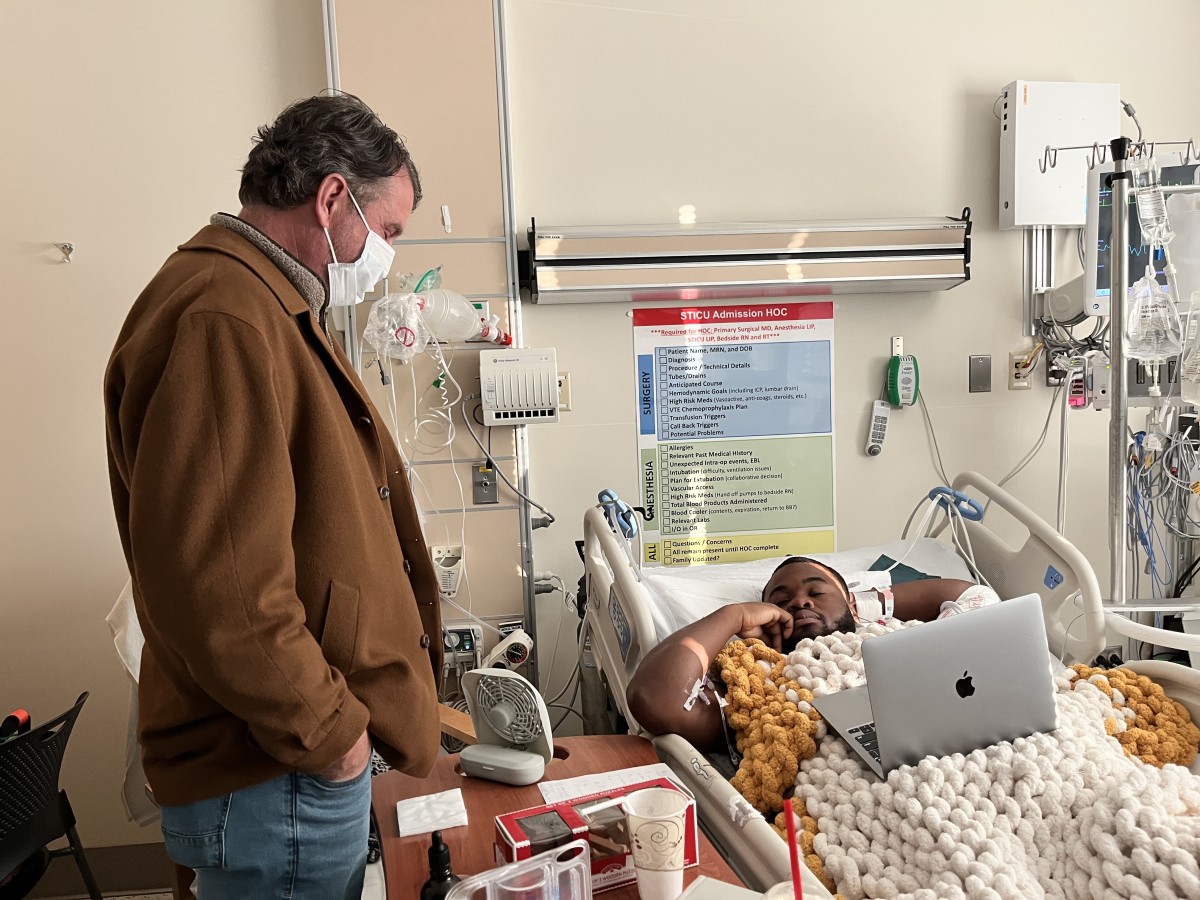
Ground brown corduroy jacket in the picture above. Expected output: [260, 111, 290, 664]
[104, 224, 442, 806]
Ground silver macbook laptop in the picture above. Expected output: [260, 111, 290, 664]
[812, 593, 1058, 778]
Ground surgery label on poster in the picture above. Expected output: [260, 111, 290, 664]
[634, 302, 835, 567]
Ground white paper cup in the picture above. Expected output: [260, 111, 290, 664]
[761, 883, 798, 900]
[624, 787, 689, 900]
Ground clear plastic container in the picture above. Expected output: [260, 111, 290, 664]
[1125, 272, 1182, 364]
[445, 839, 592, 900]
[417, 289, 485, 342]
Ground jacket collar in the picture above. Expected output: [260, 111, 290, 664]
[177, 221, 373, 413]
[178, 219, 325, 321]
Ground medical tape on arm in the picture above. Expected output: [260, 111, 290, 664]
[938, 583, 1002, 618]
[677, 636, 723, 710]
[847, 570, 894, 623]
[684, 674, 723, 711]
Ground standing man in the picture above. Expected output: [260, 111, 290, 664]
[104, 94, 441, 899]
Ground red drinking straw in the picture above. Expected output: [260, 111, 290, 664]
[783, 798, 805, 900]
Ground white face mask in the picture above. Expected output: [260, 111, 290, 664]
[324, 189, 396, 307]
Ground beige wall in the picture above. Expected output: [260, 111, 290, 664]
[0, 2, 325, 847]
[332, 0, 529, 660]
[506, 0, 1200, 695]
[9, 0, 1200, 858]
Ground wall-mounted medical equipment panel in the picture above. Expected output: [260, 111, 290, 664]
[999, 80, 1120, 229]
[520, 214, 972, 304]
[480, 348, 561, 425]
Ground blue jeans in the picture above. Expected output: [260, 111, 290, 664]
[159, 766, 371, 900]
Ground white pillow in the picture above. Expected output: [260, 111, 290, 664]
[640, 538, 973, 643]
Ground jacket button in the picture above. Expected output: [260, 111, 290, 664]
[420, 633, 432, 649]
[358, 416, 372, 427]
[378, 486, 391, 499]
[403, 559, 412, 574]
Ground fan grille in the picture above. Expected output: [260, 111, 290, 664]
[476, 674, 543, 745]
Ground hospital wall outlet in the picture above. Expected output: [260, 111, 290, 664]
[557, 372, 572, 411]
[1009, 351, 1034, 390]
[472, 464, 498, 505]
[1045, 351, 1069, 388]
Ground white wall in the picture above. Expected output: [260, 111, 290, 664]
[0, 1, 324, 846]
[505, 0, 1200, 695]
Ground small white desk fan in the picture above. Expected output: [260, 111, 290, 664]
[460, 668, 554, 785]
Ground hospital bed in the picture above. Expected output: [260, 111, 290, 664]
[579, 471, 1200, 895]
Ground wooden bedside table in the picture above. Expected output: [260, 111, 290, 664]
[371, 735, 743, 898]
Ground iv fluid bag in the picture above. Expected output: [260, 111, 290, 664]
[1130, 156, 1174, 246]
[1126, 271, 1182, 363]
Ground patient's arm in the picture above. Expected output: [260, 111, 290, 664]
[626, 602, 792, 750]
[891, 578, 976, 622]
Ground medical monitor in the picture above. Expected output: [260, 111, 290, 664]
[1084, 153, 1199, 316]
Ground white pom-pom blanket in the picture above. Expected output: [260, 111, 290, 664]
[780, 623, 1200, 900]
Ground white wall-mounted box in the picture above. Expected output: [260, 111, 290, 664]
[999, 80, 1121, 230]
[480, 348, 560, 426]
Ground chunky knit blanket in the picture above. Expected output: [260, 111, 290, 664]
[716, 623, 1200, 900]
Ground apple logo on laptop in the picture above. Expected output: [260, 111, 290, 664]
[956, 671, 975, 698]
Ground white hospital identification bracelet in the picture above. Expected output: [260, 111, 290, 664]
[879, 587, 895, 620]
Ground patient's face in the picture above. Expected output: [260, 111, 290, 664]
[762, 561, 856, 650]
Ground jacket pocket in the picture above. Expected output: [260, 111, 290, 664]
[322, 579, 362, 675]
[160, 794, 230, 870]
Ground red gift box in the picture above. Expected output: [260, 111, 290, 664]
[494, 777, 699, 893]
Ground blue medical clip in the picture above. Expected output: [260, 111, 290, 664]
[928, 486, 984, 521]
[598, 489, 639, 539]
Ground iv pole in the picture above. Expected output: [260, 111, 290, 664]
[1108, 137, 1132, 606]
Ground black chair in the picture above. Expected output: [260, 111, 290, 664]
[0, 693, 101, 899]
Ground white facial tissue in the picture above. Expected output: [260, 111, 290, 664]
[396, 787, 469, 837]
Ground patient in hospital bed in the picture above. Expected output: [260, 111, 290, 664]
[626, 556, 996, 750]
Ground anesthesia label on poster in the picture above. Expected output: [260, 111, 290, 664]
[634, 302, 835, 567]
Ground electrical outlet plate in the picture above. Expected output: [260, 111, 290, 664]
[1009, 351, 1034, 390]
[1098, 644, 1125, 665]
[472, 464, 498, 505]
[557, 371, 572, 411]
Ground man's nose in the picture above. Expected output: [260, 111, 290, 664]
[785, 595, 813, 611]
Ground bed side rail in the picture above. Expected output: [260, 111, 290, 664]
[582, 506, 659, 731]
[652, 734, 834, 897]
[951, 471, 1104, 664]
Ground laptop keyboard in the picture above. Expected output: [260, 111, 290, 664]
[847, 722, 881, 764]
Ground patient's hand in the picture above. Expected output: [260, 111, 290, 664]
[730, 602, 793, 652]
